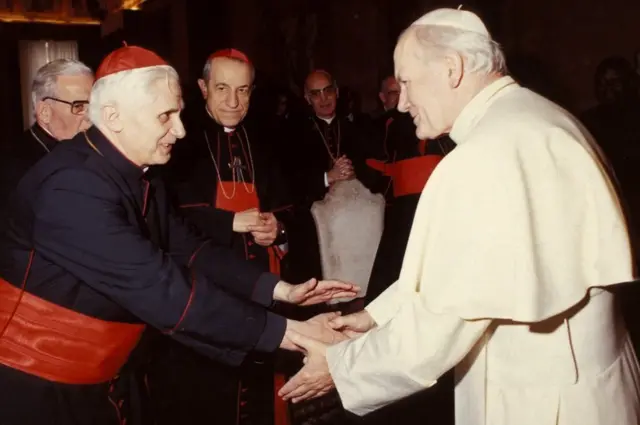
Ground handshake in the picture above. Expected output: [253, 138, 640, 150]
[278, 309, 377, 403]
[281, 310, 375, 350]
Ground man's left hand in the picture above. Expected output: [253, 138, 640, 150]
[248, 212, 278, 246]
[279, 331, 335, 403]
[274, 279, 360, 306]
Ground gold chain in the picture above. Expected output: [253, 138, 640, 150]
[203, 126, 256, 200]
[312, 118, 341, 162]
[30, 128, 51, 153]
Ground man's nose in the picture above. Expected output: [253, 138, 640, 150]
[226, 92, 239, 108]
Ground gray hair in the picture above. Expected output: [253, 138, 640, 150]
[201, 57, 255, 82]
[410, 25, 506, 75]
[31, 59, 93, 107]
[89, 65, 179, 125]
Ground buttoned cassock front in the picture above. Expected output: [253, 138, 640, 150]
[326, 77, 640, 425]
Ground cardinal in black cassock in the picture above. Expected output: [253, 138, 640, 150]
[0, 45, 356, 425]
[151, 49, 295, 425]
[282, 70, 387, 294]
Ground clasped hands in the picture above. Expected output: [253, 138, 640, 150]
[327, 155, 355, 185]
[233, 208, 278, 246]
[278, 310, 377, 404]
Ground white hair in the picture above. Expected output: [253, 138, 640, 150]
[89, 65, 179, 125]
[410, 25, 506, 75]
[31, 58, 93, 107]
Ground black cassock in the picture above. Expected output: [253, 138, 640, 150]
[281, 115, 387, 287]
[0, 124, 57, 225]
[0, 126, 286, 425]
[365, 109, 456, 302]
[146, 107, 294, 425]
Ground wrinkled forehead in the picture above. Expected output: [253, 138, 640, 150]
[210, 57, 253, 86]
[394, 29, 420, 78]
[149, 76, 183, 106]
[393, 26, 428, 82]
[56, 74, 94, 97]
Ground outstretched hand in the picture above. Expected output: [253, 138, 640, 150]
[276, 279, 360, 306]
[279, 330, 335, 403]
[280, 312, 348, 351]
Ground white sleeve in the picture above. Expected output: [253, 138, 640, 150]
[326, 292, 491, 416]
[324, 172, 329, 187]
[365, 280, 403, 326]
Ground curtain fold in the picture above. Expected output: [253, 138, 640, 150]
[19, 40, 79, 129]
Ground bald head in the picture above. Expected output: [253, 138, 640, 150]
[304, 69, 338, 119]
[379, 76, 400, 110]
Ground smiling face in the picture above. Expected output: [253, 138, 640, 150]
[198, 57, 253, 128]
[115, 76, 185, 166]
[394, 30, 458, 140]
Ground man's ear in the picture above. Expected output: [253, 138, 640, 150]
[35, 101, 51, 124]
[197, 79, 208, 99]
[444, 52, 464, 88]
[101, 104, 123, 133]
[378, 92, 386, 105]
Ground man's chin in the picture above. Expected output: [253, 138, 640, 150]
[216, 114, 245, 128]
[151, 153, 171, 165]
[416, 126, 444, 141]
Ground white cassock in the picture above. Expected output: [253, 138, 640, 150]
[326, 76, 640, 425]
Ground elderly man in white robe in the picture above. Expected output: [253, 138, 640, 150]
[278, 7, 640, 425]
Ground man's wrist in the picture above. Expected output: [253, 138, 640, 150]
[273, 280, 291, 302]
[232, 213, 242, 232]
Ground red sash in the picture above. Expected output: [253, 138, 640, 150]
[388, 155, 442, 197]
[215, 182, 290, 425]
[0, 277, 144, 385]
[215, 181, 283, 276]
[365, 158, 389, 174]
[215, 181, 260, 213]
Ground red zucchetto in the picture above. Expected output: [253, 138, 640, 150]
[96, 45, 169, 80]
[208, 48, 252, 66]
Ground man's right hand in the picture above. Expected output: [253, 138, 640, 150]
[328, 310, 376, 338]
[281, 314, 348, 351]
[326, 155, 354, 185]
[232, 208, 261, 233]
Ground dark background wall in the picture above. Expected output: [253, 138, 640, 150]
[1, 0, 639, 144]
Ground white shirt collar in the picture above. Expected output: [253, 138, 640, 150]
[318, 115, 335, 125]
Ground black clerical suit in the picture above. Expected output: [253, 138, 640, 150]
[0, 124, 57, 226]
[0, 126, 286, 425]
[147, 106, 294, 425]
[282, 115, 385, 287]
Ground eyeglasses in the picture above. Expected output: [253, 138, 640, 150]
[308, 85, 337, 99]
[43, 97, 89, 115]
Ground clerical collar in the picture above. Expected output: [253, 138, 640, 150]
[449, 76, 518, 144]
[317, 115, 335, 125]
[30, 123, 58, 153]
[204, 105, 237, 133]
